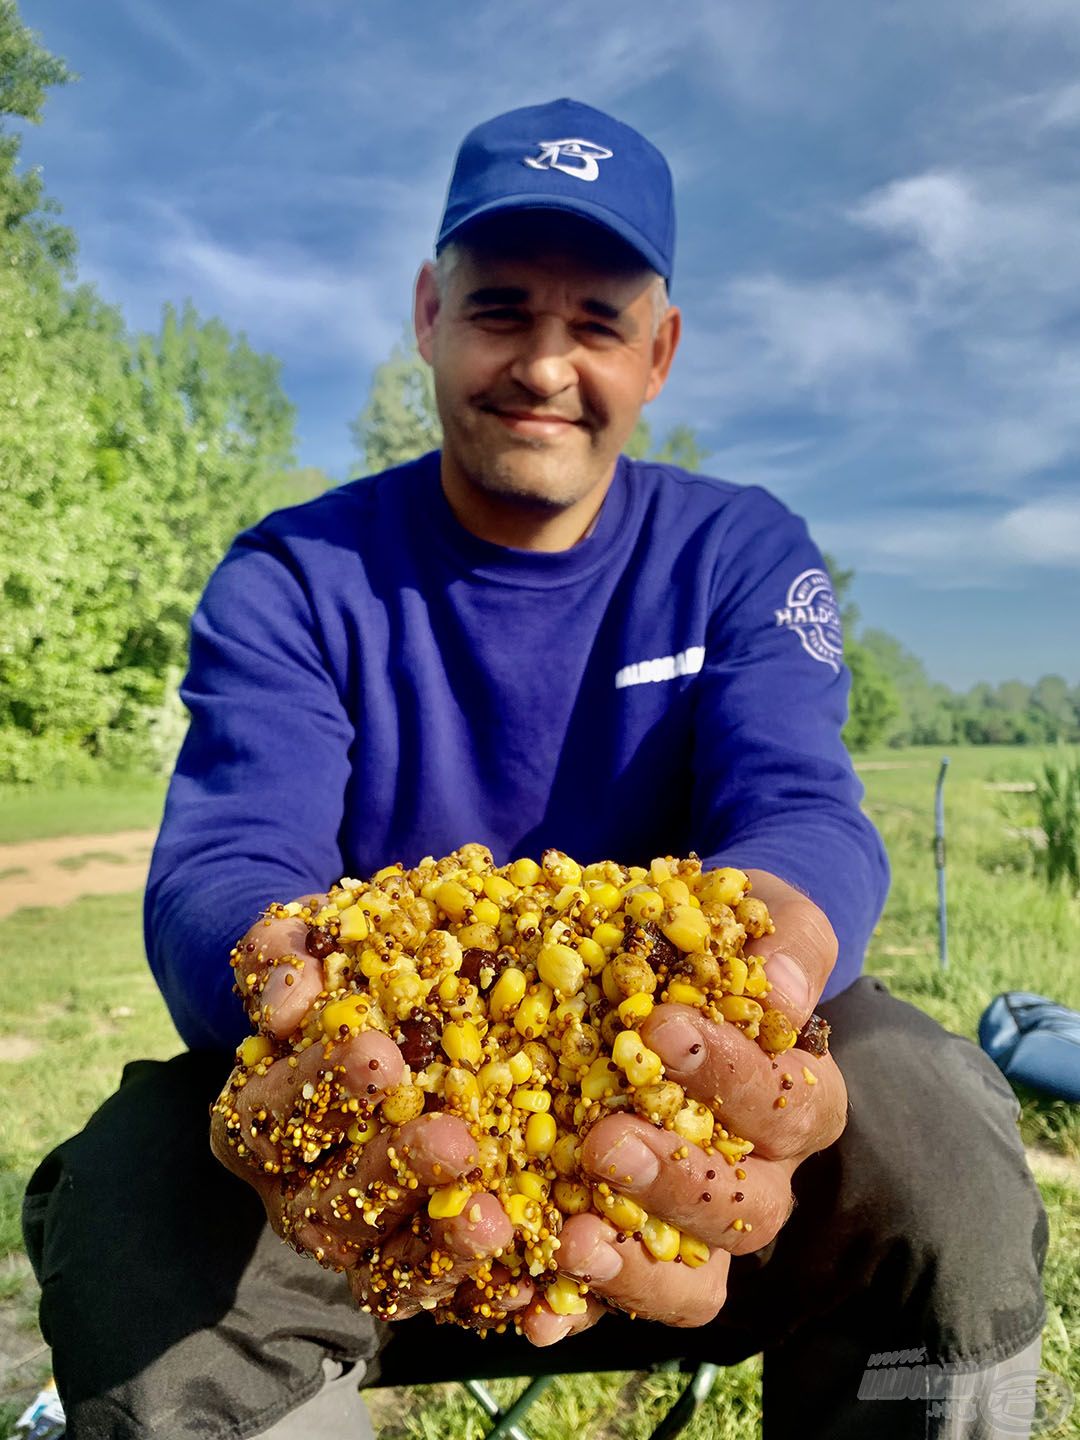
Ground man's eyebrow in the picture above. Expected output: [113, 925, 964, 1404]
[462, 287, 627, 323]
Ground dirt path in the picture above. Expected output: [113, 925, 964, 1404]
[0, 829, 158, 919]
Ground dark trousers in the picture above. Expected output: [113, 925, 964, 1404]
[23, 978, 1048, 1439]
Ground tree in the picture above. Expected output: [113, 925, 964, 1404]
[843, 640, 901, 751]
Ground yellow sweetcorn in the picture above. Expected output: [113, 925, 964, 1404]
[428, 1183, 472, 1219]
[441, 1020, 483, 1067]
[359, 949, 391, 981]
[721, 956, 748, 996]
[435, 880, 473, 923]
[372, 863, 404, 884]
[537, 943, 586, 996]
[320, 994, 373, 1039]
[513, 984, 553, 1039]
[505, 1192, 541, 1230]
[444, 1066, 481, 1116]
[642, 1215, 681, 1261]
[581, 1056, 622, 1102]
[478, 1060, 514, 1095]
[625, 887, 664, 923]
[552, 1179, 591, 1214]
[575, 936, 606, 975]
[508, 857, 542, 888]
[512, 1087, 551, 1114]
[611, 1030, 664, 1086]
[489, 967, 527, 1020]
[585, 880, 623, 913]
[758, 1008, 798, 1054]
[456, 921, 498, 951]
[744, 959, 770, 998]
[239, 1035, 274, 1067]
[507, 1049, 533, 1084]
[661, 904, 711, 953]
[546, 1276, 588, 1316]
[592, 921, 624, 952]
[542, 850, 582, 886]
[718, 995, 764, 1026]
[697, 867, 749, 908]
[472, 897, 501, 927]
[525, 1111, 557, 1157]
[512, 1170, 550, 1202]
[482, 873, 517, 907]
[672, 1101, 715, 1146]
[658, 877, 691, 907]
[665, 980, 707, 1008]
[601, 966, 622, 1006]
[336, 904, 370, 943]
[617, 992, 655, 1026]
[679, 1234, 711, 1268]
[551, 1133, 581, 1176]
[597, 1191, 647, 1233]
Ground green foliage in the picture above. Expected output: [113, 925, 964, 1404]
[1033, 748, 1080, 896]
[0, 2, 300, 780]
[843, 638, 901, 751]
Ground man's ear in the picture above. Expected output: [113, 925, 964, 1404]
[414, 261, 440, 363]
[643, 304, 681, 404]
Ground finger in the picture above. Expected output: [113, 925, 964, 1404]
[449, 1264, 538, 1331]
[580, 1113, 796, 1254]
[643, 1003, 848, 1161]
[234, 899, 331, 1037]
[554, 1213, 730, 1328]
[742, 869, 837, 1029]
[347, 1192, 513, 1320]
[521, 1292, 607, 1347]
[220, 1028, 405, 1173]
[285, 1111, 481, 1265]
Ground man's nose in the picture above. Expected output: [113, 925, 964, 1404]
[508, 318, 578, 398]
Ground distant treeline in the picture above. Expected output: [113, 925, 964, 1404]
[0, 3, 1073, 785]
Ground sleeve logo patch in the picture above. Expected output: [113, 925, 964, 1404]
[774, 569, 843, 671]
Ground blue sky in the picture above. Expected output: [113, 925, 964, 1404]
[19, 0, 1080, 687]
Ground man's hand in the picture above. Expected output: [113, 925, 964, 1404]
[520, 870, 848, 1345]
[210, 899, 529, 1324]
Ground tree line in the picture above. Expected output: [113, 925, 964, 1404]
[0, 1, 1075, 783]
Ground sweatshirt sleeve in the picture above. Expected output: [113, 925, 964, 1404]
[144, 526, 354, 1052]
[690, 486, 889, 1000]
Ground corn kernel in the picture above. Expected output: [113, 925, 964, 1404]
[512, 1087, 551, 1113]
[625, 887, 664, 923]
[718, 995, 764, 1026]
[435, 880, 473, 923]
[679, 1233, 711, 1268]
[512, 1169, 550, 1201]
[505, 1192, 541, 1230]
[611, 1030, 664, 1086]
[658, 877, 691, 907]
[665, 980, 707, 1007]
[507, 1048, 533, 1084]
[672, 1101, 715, 1146]
[542, 849, 582, 885]
[758, 1008, 798, 1054]
[538, 943, 586, 997]
[592, 921, 624, 952]
[618, 992, 655, 1026]
[601, 965, 622, 1006]
[239, 1035, 274, 1067]
[456, 921, 498, 951]
[482, 874, 517, 907]
[359, 949, 391, 980]
[524, 1111, 558, 1157]
[346, 1118, 377, 1145]
[552, 1179, 591, 1214]
[320, 995, 372, 1039]
[721, 956, 749, 996]
[661, 904, 711, 953]
[515, 911, 543, 937]
[478, 1060, 514, 1095]
[586, 881, 622, 913]
[715, 1136, 754, 1159]
[513, 984, 553, 1038]
[649, 857, 673, 884]
[575, 936, 606, 975]
[472, 897, 501, 927]
[698, 867, 749, 907]
[444, 1066, 481, 1115]
[428, 1183, 471, 1219]
[372, 863, 403, 884]
[552, 884, 587, 915]
[508, 857, 542, 888]
[336, 903, 369, 943]
[441, 1020, 483, 1067]
[597, 1191, 647, 1232]
[545, 1276, 588, 1315]
[489, 967, 527, 1020]
[642, 1215, 681, 1261]
[437, 974, 459, 1005]
[581, 1056, 621, 1101]
[554, 996, 588, 1027]
[380, 1084, 426, 1125]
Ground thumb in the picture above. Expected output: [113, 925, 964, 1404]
[742, 869, 837, 1030]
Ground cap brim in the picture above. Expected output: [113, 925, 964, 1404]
[438, 193, 670, 281]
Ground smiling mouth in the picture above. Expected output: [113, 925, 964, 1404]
[485, 407, 582, 435]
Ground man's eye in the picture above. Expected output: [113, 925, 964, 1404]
[473, 308, 526, 324]
[580, 321, 620, 339]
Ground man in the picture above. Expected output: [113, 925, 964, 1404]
[24, 99, 1047, 1439]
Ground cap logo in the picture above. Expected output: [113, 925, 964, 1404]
[523, 137, 613, 182]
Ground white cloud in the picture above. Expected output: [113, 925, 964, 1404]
[851, 172, 978, 270]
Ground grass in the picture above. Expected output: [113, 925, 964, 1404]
[0, 775, 167, 844]
[0, 745, 1077, 1435]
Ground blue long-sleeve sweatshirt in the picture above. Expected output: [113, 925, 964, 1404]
[145, 452, 890, 1052]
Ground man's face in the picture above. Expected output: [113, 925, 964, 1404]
[414, 216, 680, 515]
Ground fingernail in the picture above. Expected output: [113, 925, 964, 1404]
[648, 1013, 706, 1073]
[592, 1135, 659, 1189]
[564, 1238, 623, 1282]
[764, 953, 811, 1018]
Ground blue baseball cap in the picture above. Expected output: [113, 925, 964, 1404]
[436, 98, 676, 284]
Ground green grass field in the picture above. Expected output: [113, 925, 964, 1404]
[0, 747, 1077, 1435]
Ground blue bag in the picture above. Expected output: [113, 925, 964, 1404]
[978, 991, 1080, 1104]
